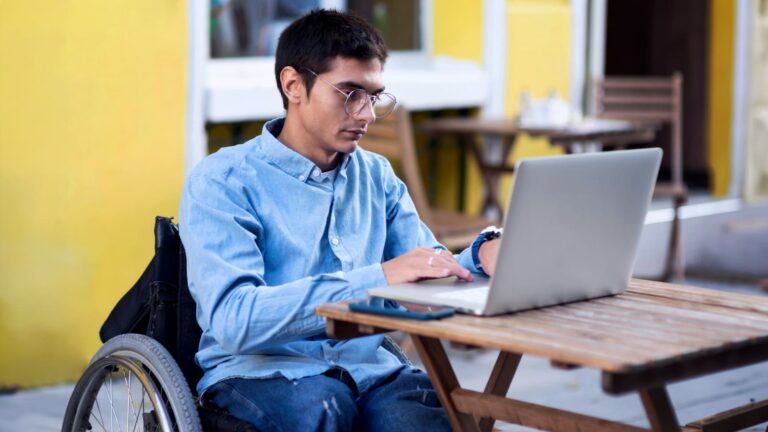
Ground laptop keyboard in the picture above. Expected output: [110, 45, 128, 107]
[434, 286, 490, 302]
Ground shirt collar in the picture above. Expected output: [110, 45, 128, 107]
[260, 118, 353, 181]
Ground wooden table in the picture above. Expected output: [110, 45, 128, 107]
[316, 279, 768, 432]
[420, 117, 658, 216]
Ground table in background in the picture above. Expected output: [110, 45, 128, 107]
[420, 117, 658, 216]
[317, 279, 768, 432]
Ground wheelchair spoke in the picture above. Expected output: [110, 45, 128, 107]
[121, 369, 141, 432]
[108, 373, 114, 431]
[104, 372, 125, 432]
[131, 392, 145, 432]
[91, 396, 107, 431]
[125, 371, 129, 432]
[124, 370, 139, 432]
[65, 336, 201, 432]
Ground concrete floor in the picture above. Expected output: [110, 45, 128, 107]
[2, 276, 767, 431]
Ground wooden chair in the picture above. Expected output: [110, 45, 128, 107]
[593, 73, 688, 280]
[362, 106, 495, 250]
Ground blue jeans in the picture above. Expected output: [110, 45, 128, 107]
[204, 367, 451, 431]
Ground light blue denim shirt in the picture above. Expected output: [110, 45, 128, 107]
[179, 118, 478, 395]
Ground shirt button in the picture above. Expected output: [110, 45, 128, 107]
[298, 175, 306, 181]
[331, 238, 340, 246]
[313, 169, 320, 177]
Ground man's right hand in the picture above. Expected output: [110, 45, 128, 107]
[381, 248, 474, 285]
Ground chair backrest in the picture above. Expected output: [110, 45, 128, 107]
[594, 73, 683, 187]
[362, 106, 435, 228]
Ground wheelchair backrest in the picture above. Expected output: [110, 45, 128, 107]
[100, 216, 203, 388]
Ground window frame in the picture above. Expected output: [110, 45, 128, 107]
[186, 0, 489, 170]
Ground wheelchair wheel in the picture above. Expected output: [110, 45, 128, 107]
[62, 333, 202, 432]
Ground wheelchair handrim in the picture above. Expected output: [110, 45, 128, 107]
[71, 355, 175, 431]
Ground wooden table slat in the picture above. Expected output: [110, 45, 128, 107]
[604, 293, 768, 328]
[574, 298, 767, 339]
[445, 301, 768, 368]
[495, 310, 699, 355]
[628, 279, 768, 311]
[446, 313, 679, 359]
[550, 301, 758, 342]
[405, 315, 649, 367]
[522, 307, 734, 353]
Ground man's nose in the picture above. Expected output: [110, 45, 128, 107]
[352, 99, 376, 124]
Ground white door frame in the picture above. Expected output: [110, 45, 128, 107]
[729, 0, 751, 199]
[184, 0, 209, 174]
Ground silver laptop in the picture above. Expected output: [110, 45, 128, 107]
[369, 148, 662, 315]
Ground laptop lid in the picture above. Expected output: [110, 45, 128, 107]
[369, 148, 662, 316]
[482, 147, 662, 314]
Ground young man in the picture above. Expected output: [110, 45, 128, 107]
[180, 9, 500, 431]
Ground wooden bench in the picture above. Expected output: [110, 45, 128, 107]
[317, 279, 768, 431]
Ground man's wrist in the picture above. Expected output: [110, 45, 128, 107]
[471, 226, 503, 273]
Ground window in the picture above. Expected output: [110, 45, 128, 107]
[210, 0, 422, 58]
[197, 0, 485, 125]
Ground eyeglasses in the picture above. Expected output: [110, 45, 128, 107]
[305, 69, 397, 119]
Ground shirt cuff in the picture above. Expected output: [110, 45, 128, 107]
[455, 247, 482, 275]
[343, 263, 389, 299]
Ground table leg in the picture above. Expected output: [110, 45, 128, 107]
[468, 134, 517, 218]
[640, 386, 680, 432]
[410, 335, 481, 432]
[479, 351, 522, 432]
[410, 335, 646, 432]
[467, 139, 502, 217]
[457, 135, 467, 211]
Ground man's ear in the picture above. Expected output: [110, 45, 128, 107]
[280, 66, 305, 105]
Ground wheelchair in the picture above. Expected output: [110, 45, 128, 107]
[62, 217, 258, 432]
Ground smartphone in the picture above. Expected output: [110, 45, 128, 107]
[348, 298, 455, 320]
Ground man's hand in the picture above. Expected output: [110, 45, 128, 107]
[382, 248, 474, 285]
[478, 238, 500, 276]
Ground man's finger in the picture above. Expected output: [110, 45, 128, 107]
[427, 259, 473, 282]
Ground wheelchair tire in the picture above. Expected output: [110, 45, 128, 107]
[62, 333, 202, 432]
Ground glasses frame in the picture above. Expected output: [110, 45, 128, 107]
[304, 69, 397, 120]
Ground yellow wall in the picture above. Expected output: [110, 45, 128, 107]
[496, 0, 570, 208]
[707, 0, 735, 196]
[433, 0, 484, 63]
[431, 1, 571, 214]
[432, 0, 485, 211]
[0, 1, 187, 387]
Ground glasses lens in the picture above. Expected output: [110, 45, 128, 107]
[343, 90, 365, 115]
[373, 93, 396, 118]
[344, 90, 397, 119]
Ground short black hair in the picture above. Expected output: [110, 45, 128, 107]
[274, 9, 388, 109]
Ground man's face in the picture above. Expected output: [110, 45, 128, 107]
[295, 56, 385, 157]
